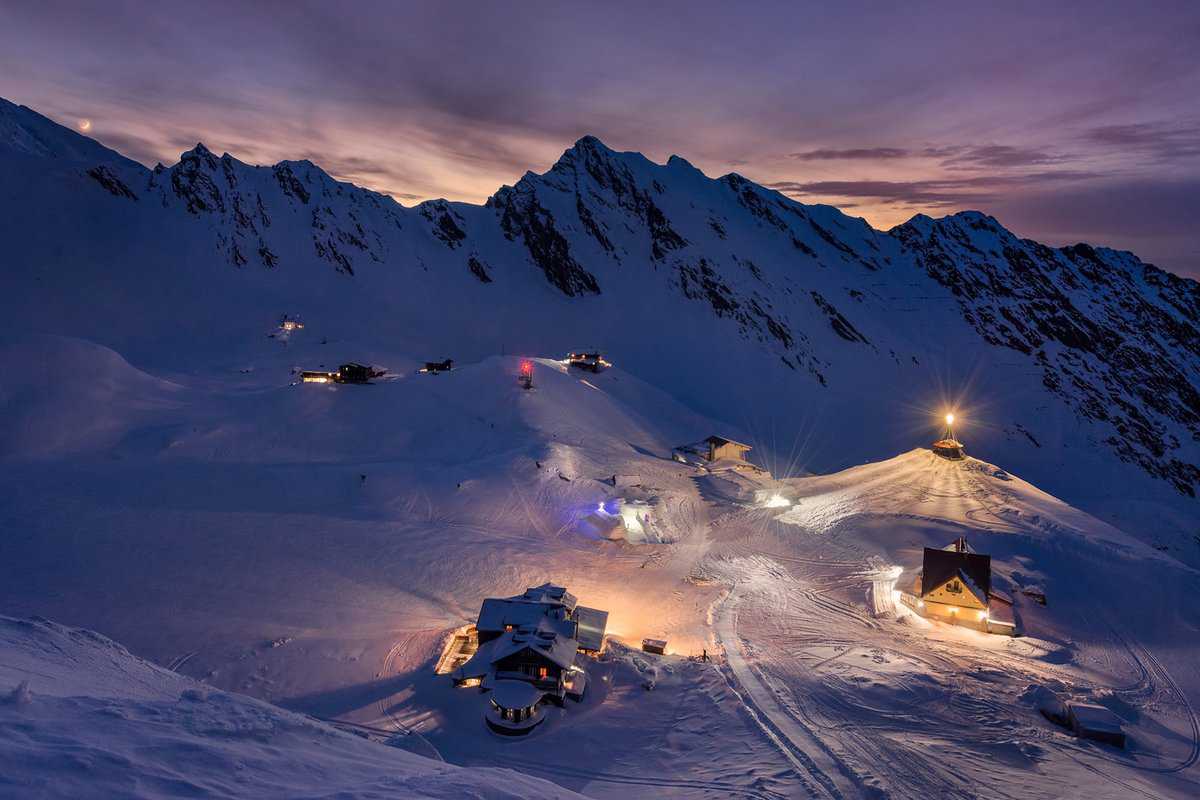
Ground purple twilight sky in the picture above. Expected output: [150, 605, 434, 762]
[3, 0, 1199, 276]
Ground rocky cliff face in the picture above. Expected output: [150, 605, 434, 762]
[3, 97, 1198, 533]
[895, 212, 1200, 497]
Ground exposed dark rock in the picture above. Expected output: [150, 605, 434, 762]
[810, 291, 870, 344]
[86, 166, 137, 200]
[467, 255, 493, 283]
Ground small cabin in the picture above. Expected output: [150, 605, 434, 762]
[642, 638, 667, 655]
[337, 362, 373, 384]
[672, 435, 758, 472]
[421, 358, 454, 374]
[301, 370, 337, 384]
[567, 351, 610, 373]
[705, 436, 751, 463]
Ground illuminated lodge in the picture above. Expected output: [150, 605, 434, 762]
[902, 537, 1017, 636]
[445, 583, 608, 734]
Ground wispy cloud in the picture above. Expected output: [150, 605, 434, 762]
[0, 0, 1197, 275]
[789, 147, 909, 161]
[767, 171, 1096, 208]
[1082, 122, 1200, 160]
[937, 144, 1068, 169]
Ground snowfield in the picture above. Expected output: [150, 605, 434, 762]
[2, 97, 1199, 798]
[0, 616, 584, 799]
[1, 334, 1198, 798]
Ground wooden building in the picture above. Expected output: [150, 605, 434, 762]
[705, 436, 751, 462]
[904, 536, 1017, 635]
[450, 583, 606, 709]
[672, 435, 754, 468]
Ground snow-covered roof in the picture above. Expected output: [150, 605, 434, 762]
[476, 584, 577, 634]
[521, 583, 578, 610]
[1068, 703, 1123, 734]
[477, 598, 569, 634]
[491, 679, 544, 709]
[489, 617, 579, 670]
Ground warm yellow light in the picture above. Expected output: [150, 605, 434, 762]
[945, 413, 955, 426]
[78, 118, 92, 132]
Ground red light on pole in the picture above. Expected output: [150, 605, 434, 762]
[519, 360, 534, 389]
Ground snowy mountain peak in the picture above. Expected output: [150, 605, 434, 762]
[2, 96, 1198, 526]
[0, 97, 137, 166]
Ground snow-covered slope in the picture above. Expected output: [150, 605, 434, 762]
[0, 316, 1197, 796]
[1, 97, 1196, 560]
[0, 616, 582, 799]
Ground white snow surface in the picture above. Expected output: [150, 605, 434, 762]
[0, 616, 584, 799]
[1, 331, 1198, 797]
[2, 98, 1200, 798]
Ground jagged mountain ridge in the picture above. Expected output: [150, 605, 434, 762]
[1, 96, 1197, 553]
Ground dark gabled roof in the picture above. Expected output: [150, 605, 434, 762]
[921, 547, 991, 599]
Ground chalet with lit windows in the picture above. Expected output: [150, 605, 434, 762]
[450, 583, 607, 722]
[903, 537, 1016, 635]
